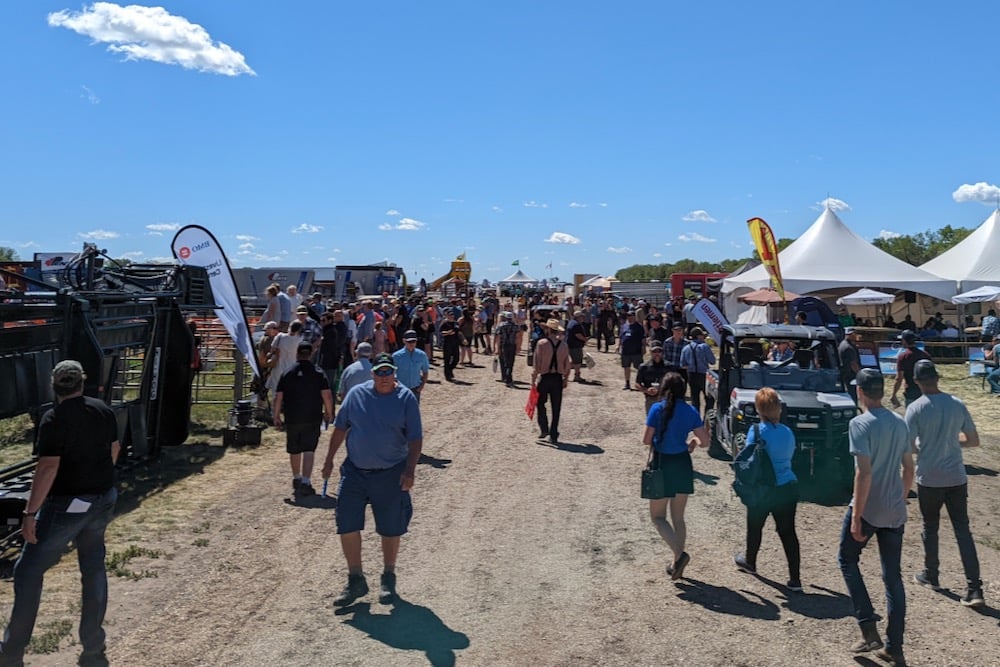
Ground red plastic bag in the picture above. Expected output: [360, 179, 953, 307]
[525, 384, 539, 420]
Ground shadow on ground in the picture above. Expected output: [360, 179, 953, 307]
[536, 440, 604, 455]
[754, 576, 853, 620]
[674, 577, 781, 620]
[418, 454, 453, 469]
[337, 598, 470, 667]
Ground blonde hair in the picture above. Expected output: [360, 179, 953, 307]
[754, 387, 782, 423]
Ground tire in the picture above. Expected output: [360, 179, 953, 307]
[706, 409, 731, 460]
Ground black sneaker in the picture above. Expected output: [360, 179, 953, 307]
[913, 570, 940, 590]
[961, 588, 985, 608]
[333, 575, 369, 607]
[292, 478, 301, 492]
[671, 552, 690, 581]
[549, 433, 559, 444]
[733, 553, 756, 574]
[874, 647, 907, 666]
[297, 483, 316, 497]
[379, 572, 397, 604]
[786, 579, 803, 593]
[78, 649, 109, 667]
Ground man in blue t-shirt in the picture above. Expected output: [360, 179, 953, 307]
[323, 353, 423, 607]
[905, 360, 984, 608]
[392, 330, 429, 402]
[838, 369, 914, 666]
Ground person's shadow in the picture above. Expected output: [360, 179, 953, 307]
[754, 577, 853, 620]
[338, 599, 470, 666]
[418, 453, 453, 469]
[536, 439, 604, 455]
[674, 578, 780, 620]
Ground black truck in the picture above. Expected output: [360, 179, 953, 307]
[705, 323, 857, 495]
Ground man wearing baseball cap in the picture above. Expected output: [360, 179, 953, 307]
[904, 359, 985, 608]
[839, 368, 914, 665]
[392, 330, 429, 402]
[890, 330, 930, 408]
[323, 353, 423, 606]
[1, 360, 119, 666]
[339, 342, 374, 401]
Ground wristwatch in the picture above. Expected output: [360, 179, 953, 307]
[22, 510, 36, 517]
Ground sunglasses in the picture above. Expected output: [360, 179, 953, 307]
[373, 367, 395, 377]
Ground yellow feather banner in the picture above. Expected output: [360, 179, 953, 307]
[746, 217, 785, 301]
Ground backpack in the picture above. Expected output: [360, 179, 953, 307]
[732, 424, 777, 508]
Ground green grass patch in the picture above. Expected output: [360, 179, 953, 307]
[106, 544, 163, 580]
[192, 538, 210, 547]
[26, 618, 74, 654]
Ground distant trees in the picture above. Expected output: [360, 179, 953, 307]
[0, 247, 18, 261]
[615, 225, 973, 281]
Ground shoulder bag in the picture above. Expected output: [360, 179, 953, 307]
[732, 424, 777, 508]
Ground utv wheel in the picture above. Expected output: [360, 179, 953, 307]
[705, 410, 731, 460]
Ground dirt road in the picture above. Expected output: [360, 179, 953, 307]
[5, 348, 999, 666]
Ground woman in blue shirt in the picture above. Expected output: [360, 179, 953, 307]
[733, 387, 802, 592]
[642, 372, 709, 581]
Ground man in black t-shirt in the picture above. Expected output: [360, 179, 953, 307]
[274, 343, 334, 497]
[1, 360, 120, 667]
[636, 341, 669, 414]
[565, 311, 589, 383]
[440, 310, 462, 381]
[890, 330, 931, 408]
[619, 311, 646, 390]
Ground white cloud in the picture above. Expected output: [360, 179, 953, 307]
[48, 3, 255, 76]
[523, 200, 548, 209]
[568, 202, 587, 208]
[816, 197, 851, 212]
[385, 209, 400, 216]
[878, 229, 902, 240]
[292, 223, 323, 234]
[682, 209, 717, 223]
[664, 242, 672, 247]
[146, 223, 180, 233]
[80, 85, 100, 104]
[678, 232, 716, 243]
[16, 241, 39, 248]
[952, 181, 1000, 205]
[544, 232, 581, 244]
[444, 198, 463, 203]
[380, 217, 426, 231]
[120, 250, 144, 259]
[235, 234, 259, 242]
[598, 202, 608, 208]
[238, 242, 255, 251]
[79, 229, 119, 240]
[146, 256, 174, 264]
[491, 205, 503, 213]
[607, 246, 632, 254]
[652, 252, 662, 258]
[327, 257, 338, 263]
[250, 253, 281, 262]
[331, 248, 341, 253]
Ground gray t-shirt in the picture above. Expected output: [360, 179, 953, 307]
[904, 393, 975, 488]
[849, 407, 910, 528]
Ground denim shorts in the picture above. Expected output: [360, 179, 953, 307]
[336, 459, 412, 537]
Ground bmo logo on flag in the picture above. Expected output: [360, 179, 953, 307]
[178, 247, 191, 259]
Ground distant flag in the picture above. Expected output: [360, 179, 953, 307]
[746, 217, 785, 301]
[545, 262, 552, 270]
[456, 251, 466, 260]
[512, 260, 520, 266]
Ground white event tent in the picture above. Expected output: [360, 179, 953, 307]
[919, 210, 1000, 293]
[721, 208, 954, 318]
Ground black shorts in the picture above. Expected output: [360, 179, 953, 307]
[648, 451, 694, 497]
[285, 421, 321, 454]
[621, 353, 643, 369]
[569, 347, 584, 365]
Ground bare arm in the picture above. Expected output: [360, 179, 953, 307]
[111, 440, 121, 465]
[322, 426, 348, 479]
[400, 438, 423, 491]
[961, 430, 980, 449]
[850, 455, 873, 542]
[21, 456, 60, 543]
[901, 450, 915, 501]
[321, 388, 333, 424]
[642, 425, 655, 447]
[272, 391, 284, 427]
[891, 369, 903, 401]
[690, 425, 710, 449]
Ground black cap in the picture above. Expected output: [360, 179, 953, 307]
[403, 329, 418, 341]
[900, 329, 917, 343]
[371, 353, 396, 371]
[851, 368, 884, 393]
[296, 342, 314, 355]
[913, 359, 939, 381]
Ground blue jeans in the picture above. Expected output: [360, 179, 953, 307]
[917, 484, 981, 589]
[1, 488, 117, 663]
[838, 508, 906, 652]
[987, 367, 1000, 393]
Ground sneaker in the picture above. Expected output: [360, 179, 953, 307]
[78, 649, 110, 667]
[913, 570, 940, 590]
[671, 552, 690, 581]
[539, 428, 549, 439]
[549, 433, 559, 444]
[297, 483, 316, 497]
[874, 647, 907, 666]
[379, 572, 397, 604]
[851, 621, 884, 654]
[961, 588, 985, 608]
[786, 579, 803, 593]
[622, 384, 631, 391]
[292, 478, 301, 492]
[733, 553, 756, 574]
[333, 575, 369, 607]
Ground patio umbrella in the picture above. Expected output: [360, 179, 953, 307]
[737, 287, 801, 305]
[951, 285, 1000, 304]
[836, 288, 895, 306]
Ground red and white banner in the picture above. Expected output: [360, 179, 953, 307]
[693, 297, 728, 346]
[171, 226, 261, 379]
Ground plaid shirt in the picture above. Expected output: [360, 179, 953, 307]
[661, 336, 686, 368]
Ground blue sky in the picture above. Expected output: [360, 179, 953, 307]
[3, 1, 1000, 283]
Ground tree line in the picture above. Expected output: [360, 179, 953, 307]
[614, 225, 973, 282]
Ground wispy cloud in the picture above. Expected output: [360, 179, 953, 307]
[16, 241, 39, 249]
[292, 223, 323, 234]
[120, 250, 144, 259]
[952, 181, 1000, 205]
[678, 232, 716, 243]
[79, 229, 119, 240]
[664, 242, 672, 247]
[815, 197, 851, 212]
[235, 234, 259, 242]
[379, 217, 426, 231]
[385, 209, 400, 216]
[238, 242, 255, 251]
[80, 85, 100, 104]
[607, 246, 632, 254]
[597, 202, 608, 208]
[146, 223, 180, 235]
[878, 230, 902, 240]
[491, 205, 503, 213]
[523, 200, 548, 209]
[682, 209, 716, 223]
[249, 253, 281, 262]
[147, 256, 174, 264]
[568, 202, 587, 208]
[444, 198, 463, 204]
[652, 252, 662, 258]
[544, 232, 581, 244]
[48, 3, 255, 76]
